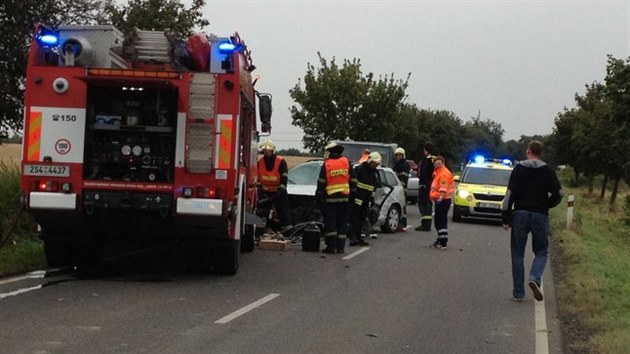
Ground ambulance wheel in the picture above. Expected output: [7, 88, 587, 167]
[452, 208, 462, 222]
[43, 238, 74, 267]
[381, 205, 401, 233]
[212, 244, 240, 275]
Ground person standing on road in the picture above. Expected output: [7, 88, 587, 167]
[415, 143, 436, 231]
[317, 142, 354, 254]
[502, 140, 563, 302]
[257, 139, 292, 232]
[347, 151, 382, 246]
[393, 147, 410, 231]
[429, 156, 454, 250]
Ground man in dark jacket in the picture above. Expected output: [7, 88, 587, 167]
[392, 147, 410, 230]
[502, 140, 563, 302]
[415, 143, 435, 231]
[347, 151, 382, 246]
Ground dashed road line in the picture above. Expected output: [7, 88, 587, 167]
[342, 247, 370, 260]
[215, 293, 281, 324]
[0, 285, 43, 299]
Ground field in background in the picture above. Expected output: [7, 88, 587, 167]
[0, 144, 21, 163]
[0, 143, 311, 168]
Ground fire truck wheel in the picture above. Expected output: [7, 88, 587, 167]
[212, 244, 240, 275]
[241, 225, 255, 253]
[74, 240, 104, 274]
[43, 238, 75, 267]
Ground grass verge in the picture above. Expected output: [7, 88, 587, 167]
[0, 160, 45, 278]
[550, 186, 630, 354]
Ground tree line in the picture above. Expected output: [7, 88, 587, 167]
[290, 53, 630, 207]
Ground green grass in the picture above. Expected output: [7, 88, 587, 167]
[0, 161, 46, 278]
[0, 238, 46, 276]
[551, 183, 630, 354]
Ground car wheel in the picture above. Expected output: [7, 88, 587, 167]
[452, 207, 462, 222]
[380, 205, 401, 233]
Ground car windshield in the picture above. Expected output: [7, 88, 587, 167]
[288, 161, 321, 185]
[461, 167, 512, 186]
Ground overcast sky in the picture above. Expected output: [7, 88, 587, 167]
[198, 0, 628, 151]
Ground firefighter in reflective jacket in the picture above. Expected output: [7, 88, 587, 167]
[257, 139, 292, 231]
[316, 142, 354, 254]
[348, 151, 382, 246]
[416, 143, 436, 231]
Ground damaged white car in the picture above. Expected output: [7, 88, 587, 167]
[286, 159, 406, 233]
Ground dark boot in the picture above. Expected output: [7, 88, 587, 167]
[336, 238, 346, 254]
[322, 236, 336, 254]
[420, 219, 432, 231]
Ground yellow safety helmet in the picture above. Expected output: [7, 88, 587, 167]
[259, 139, 276, 151]
[367, 151, 382, 165]
[394, 147, 406, 157]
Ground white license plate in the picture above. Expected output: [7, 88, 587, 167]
[478, 202, 501, 209]
[23, 164, 70, 177]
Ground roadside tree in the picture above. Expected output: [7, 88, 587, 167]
[290, 53, 410, 152]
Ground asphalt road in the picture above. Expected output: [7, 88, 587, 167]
[0, 206, 563, 354]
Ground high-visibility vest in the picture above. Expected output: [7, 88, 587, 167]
[258, 156, 284, 192]
[324, 157, 351, 196]
[430, 165, 455, 201]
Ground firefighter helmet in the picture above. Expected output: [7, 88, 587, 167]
[259, 139, 276, 151]
[367, 151, 382, 165]
[394, 147, 406, 157]
[324, 141, 344, 154]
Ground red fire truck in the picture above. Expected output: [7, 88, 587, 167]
[20, 23, 272, 274]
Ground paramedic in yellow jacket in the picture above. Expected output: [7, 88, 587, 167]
[257, 139, 291, 231]
[428, 156, 455, 250]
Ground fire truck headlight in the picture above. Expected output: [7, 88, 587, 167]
[61, 183, 72, 193]
[52, 78, 69, 94]
[183, 187, 193, 198]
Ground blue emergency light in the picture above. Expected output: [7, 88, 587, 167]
[218, 42, 236, 52]
[473, 155, 485, 164]
[36, 25, 59, 46]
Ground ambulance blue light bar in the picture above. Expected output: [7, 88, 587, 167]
[473, 155, 485, 163]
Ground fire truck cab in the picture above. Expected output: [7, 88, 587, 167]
[21, 24, 271, 274]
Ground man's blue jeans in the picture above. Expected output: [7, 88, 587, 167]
[511, 210, 549, 299]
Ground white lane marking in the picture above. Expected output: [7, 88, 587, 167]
[0, 270, 46, 286]
[0, 285, 43, 299]
[342, 247, 370, 260]
[535, 288, 549, 354]
[215, 293, 281, 324]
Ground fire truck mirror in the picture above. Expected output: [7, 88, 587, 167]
[258, 94, 272, 124]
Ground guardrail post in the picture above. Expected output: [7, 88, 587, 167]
[566, 195, 575, 228]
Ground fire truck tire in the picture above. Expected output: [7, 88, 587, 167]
[212, 244, 240, 275]
[74, 240, 104, 273]
[241, 225, 255, 252]
[43, 238, 75, 267]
